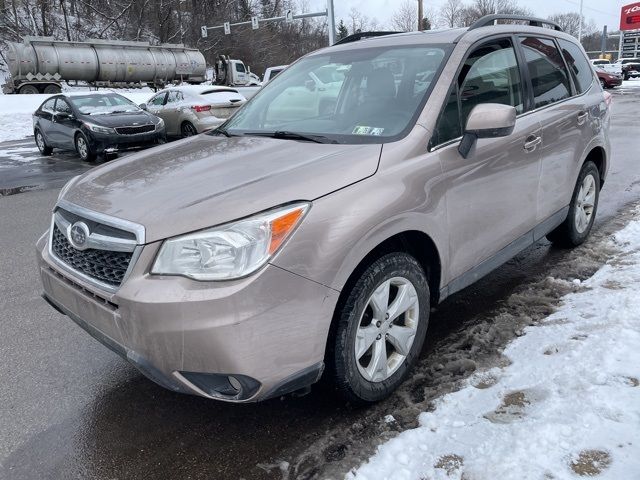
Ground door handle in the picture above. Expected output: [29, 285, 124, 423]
[523, 134, 542, 152]
[577, 111, 588, 125]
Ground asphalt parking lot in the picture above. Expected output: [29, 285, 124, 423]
[2, 85, 640, 480]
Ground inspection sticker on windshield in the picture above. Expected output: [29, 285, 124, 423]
[352, 126, 384, 136]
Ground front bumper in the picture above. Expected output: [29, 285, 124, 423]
[37, 233, 339, 402]
[87, 127, 166, 155]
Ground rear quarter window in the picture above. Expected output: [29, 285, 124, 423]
[558, 39, 594, 94]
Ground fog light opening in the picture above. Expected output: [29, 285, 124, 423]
[228, 375, 242, 392]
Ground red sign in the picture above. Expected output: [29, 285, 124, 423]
[621, 2, 640, 31]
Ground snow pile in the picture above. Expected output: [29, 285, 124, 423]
[0, 89, 153, 143]
[349, 210, 640, 480]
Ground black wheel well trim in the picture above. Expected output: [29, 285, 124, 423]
[323, 230, 441, 379]
[584, 146, 606, 186]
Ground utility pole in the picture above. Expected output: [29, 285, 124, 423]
[418, 0, 423, 31]
[600, 25, 607, 57]
[578, 0, 584, 42]
[327, 0, 336, 45]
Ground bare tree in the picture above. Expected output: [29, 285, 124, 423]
[391, 0, 417, 32]
[439, 0, 464, 28]
[548, 12, 596, 39]
[459, 0, 533, 26]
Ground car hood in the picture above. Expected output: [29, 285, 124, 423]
[61, 134, 382, 243]
[82, 111, 156, 127]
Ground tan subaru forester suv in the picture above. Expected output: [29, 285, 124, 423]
[38, 15, 610, 404]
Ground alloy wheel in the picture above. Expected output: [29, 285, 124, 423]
[36, 132, 45, 151]
[354, 277, 419, 382]
[77, 137, 88, 160]
[574, 173, 596, 234]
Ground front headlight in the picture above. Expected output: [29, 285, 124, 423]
[156, 117, 164, 129]
[151, 203, 309, 281]
[84, 122, 115, 134]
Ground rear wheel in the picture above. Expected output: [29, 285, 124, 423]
[181, 121, 198, 138]
[75, 133, 96, 162]
[329, 253, 430, 404]
[19, 84, 39, 94]
[43, 84, 61, 94]
[547, 161, 600, 248]
[34, 130, 53, 156]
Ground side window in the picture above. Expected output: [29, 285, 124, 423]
[430, 38, 522, 148]
[41, 98, 56, 112]
[459, 38, 524, 124]
[149, 93, 166, 106]
[235, 63, 246, 73]
[166, 91, 182, 103]
[430, 88, 461, 147]
[557, 39, 594, 94]
[54, 99, 72, 114]
[519, 37, 571, 108]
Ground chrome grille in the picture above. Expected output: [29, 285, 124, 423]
[49, 203, 144, 291]
[52, 225, 132, 287]
[115, 124, 155, 135]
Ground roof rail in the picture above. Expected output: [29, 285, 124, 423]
[468, 14, 563, 32]
[334, 31, 402, 46]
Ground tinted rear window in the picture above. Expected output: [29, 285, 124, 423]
[558, 39, 594, 94]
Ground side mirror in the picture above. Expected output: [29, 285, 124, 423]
[139, 103, 148, 111]
[458, 103, 516, 159]
[305, 79, 316, 92]
[55, 111, 72, 120]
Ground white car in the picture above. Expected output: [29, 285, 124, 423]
[263, 65, 288, 83]
[589, 59, 622, 75]
[143, 85, 246, 137]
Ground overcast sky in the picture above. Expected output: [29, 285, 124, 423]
[306, 0, 631, 31]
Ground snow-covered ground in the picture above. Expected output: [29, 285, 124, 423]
[349, 208, 640, 480]
[0, 88, 153, 143]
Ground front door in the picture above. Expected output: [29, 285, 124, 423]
[433, 37, 543, 286]
[49, 98, 76, 149]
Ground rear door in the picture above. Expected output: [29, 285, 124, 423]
[436, 37, 543, 284]
[517, 36, 592, 222]
[36, 98, 57, 145]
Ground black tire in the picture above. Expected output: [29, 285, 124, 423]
[43, 84, 61, 94]
[34, 130, 53, 156]
[19, 84, 39, 94]
[599, 79, 606, 89]
[181, 121, 198, 138]
[75, 133, 96, 162]
[547, 161, 600, 248]
[329, 252, 430, 404]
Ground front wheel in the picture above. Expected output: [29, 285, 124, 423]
[547, 161, 600, 247]
[75, 133, 96, 162]
[329, 253, 430, 404]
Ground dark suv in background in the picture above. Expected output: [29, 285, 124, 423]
[33, 92, 166, 161]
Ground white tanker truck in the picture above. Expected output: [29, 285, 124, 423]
[2, 37, 207, 94]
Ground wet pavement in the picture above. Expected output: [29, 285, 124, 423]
[2, 85, 640, 480]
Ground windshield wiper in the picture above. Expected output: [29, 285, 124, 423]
[212, 127, 236, 137]
[248, 131, 337, 144]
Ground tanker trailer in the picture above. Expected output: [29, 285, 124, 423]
[2, 37, 206, 94]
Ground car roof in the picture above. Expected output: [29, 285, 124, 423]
[61, 91, 126, 97]
[165, 85, 240, 95]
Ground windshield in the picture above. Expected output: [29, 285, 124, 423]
[69, 94, 140, 115]
[220, 45, 450, 143]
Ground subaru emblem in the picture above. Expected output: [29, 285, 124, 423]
[69, 222, 90, 250]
